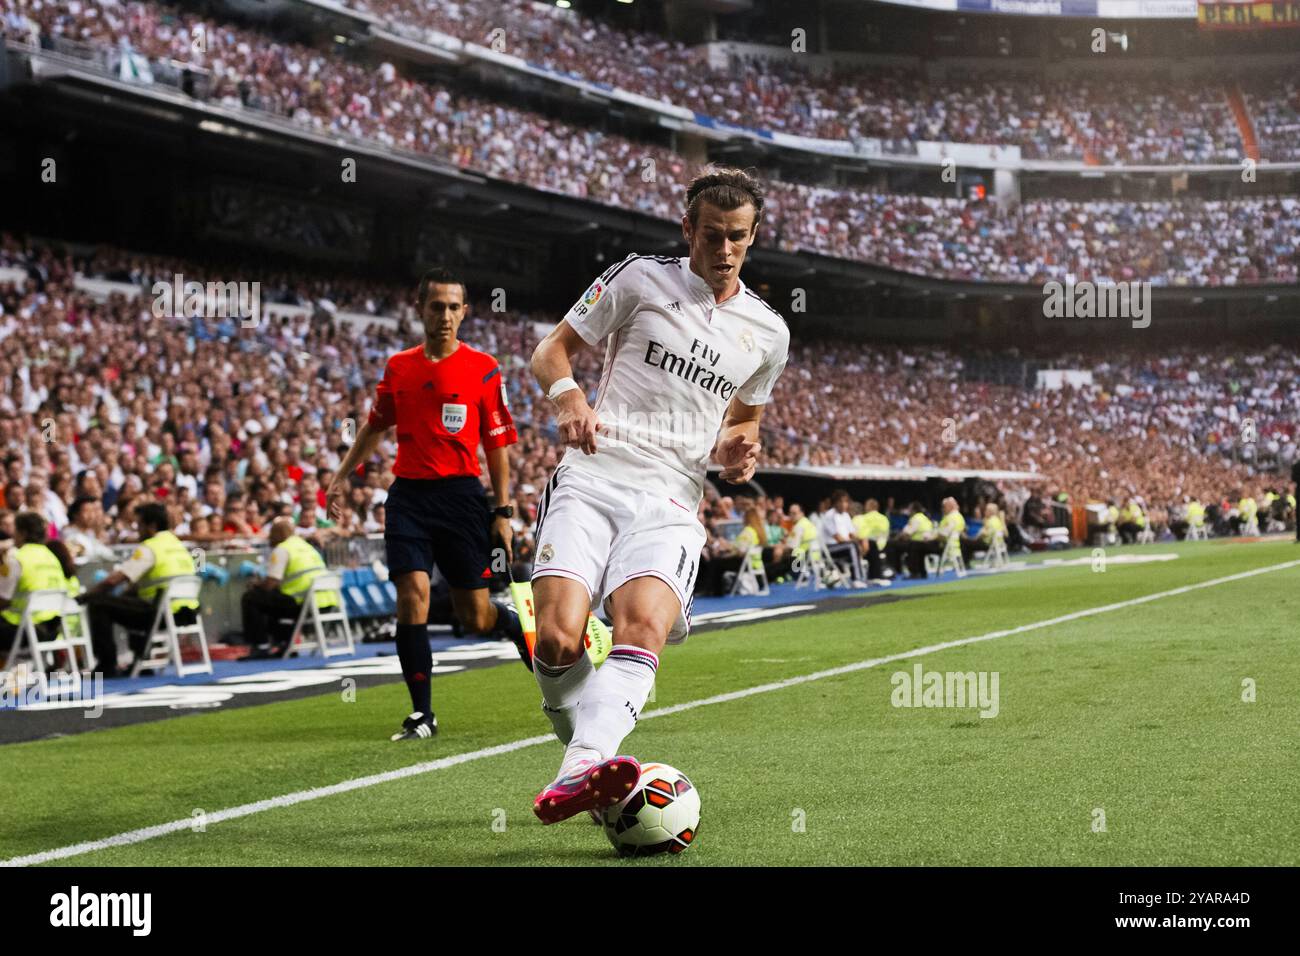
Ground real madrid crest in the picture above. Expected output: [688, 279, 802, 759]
[739, 328, 755, 353]
[538, 543, 554, 564]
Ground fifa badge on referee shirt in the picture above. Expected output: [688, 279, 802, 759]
[441, 403, 467, 434]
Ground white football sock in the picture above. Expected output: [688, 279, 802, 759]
[533, 649, 594, 745]
[565, 645, 659, 765]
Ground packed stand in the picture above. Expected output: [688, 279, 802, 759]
[310, 0, 1267, 162]
[1, 238, 1295, 588]
[4, 1, 1300, 285]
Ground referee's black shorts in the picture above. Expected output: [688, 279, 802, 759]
[384, 475, 494, 590]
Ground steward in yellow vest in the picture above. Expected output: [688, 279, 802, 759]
[1117, 499, 1147, 544]
[959, 503, 1004, 561]
[905, 510, 934, 541]
[917, 497, 964, 572]
[0, 513, 69, 655]
[242, 517, 339, 658]
[734, 524, 766, 572]
[938, 508, 966, 539]
[978, 512, 1006, 544]
[80, 502, 202, 678]
[135, 530, 200, 614]
[1, 542, 66, 626]
[784, 505, 820, 560]
[890, 502, 934, 578]
[853, 509, 890, 550]
[278, 534, 340, 610]
[853, 499, 892, 581]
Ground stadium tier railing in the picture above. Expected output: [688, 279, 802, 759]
[12, 37, 471, 183]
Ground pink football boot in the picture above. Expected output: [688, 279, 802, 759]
[533, 755, 642, 825]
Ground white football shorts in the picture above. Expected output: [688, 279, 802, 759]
[530, 463, 705, 643]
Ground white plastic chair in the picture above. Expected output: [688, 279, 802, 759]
[285, 571, 356, 658]
[825, 541, 866, 587]
[794, 538, 837, 590]
[933, 531, 966, 578]
[729, 544, 770, 597]
[979, 529, 1010, 570]
[132, 576, 212, 677]
[5, 588, 94, 681]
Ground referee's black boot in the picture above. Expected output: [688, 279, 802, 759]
[391, 711, 438, 741]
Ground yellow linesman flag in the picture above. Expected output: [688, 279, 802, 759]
[509, 581, 611, 665]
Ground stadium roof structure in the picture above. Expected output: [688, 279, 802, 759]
[709, 464, 1047, 482]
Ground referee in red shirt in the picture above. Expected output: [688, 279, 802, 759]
[327, 268, 530, 742]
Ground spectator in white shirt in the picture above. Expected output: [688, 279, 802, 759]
[26, 469, 67, 532]
[61, 496, 116, 563]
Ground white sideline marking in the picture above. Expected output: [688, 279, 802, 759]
[6, 558, 1298, 867]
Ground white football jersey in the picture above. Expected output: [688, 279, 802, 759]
[560, 254, 790, 506]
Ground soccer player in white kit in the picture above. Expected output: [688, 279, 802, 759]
[527, 167, 790, 823]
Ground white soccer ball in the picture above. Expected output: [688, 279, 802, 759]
[601, 762, 700, 857]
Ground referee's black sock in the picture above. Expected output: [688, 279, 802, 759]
[491, 601, 523, 641]
[395, 623, 433, 717]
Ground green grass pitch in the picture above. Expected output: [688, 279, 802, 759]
[3, 539, 1298, 866]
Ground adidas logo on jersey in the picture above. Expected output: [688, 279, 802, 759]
[664, 300, 682, 314]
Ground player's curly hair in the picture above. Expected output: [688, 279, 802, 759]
[684, 166, 765, 230]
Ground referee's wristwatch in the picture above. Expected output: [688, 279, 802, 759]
[492, 505, 514, 519]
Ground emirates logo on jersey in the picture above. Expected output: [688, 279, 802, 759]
[643, 339, 739, 402]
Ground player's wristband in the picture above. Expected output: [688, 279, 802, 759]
[547, 377, 580, 402]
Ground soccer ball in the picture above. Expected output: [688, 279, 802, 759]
[601, 763, 700, 857]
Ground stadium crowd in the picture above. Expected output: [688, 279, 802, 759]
[1, 238, 1295, 594]
[5, 0, 1299, 286]
[1245, 73, 1300, 164]
[4, 0, 1295, 164]
[320, 0, 1281, 164]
